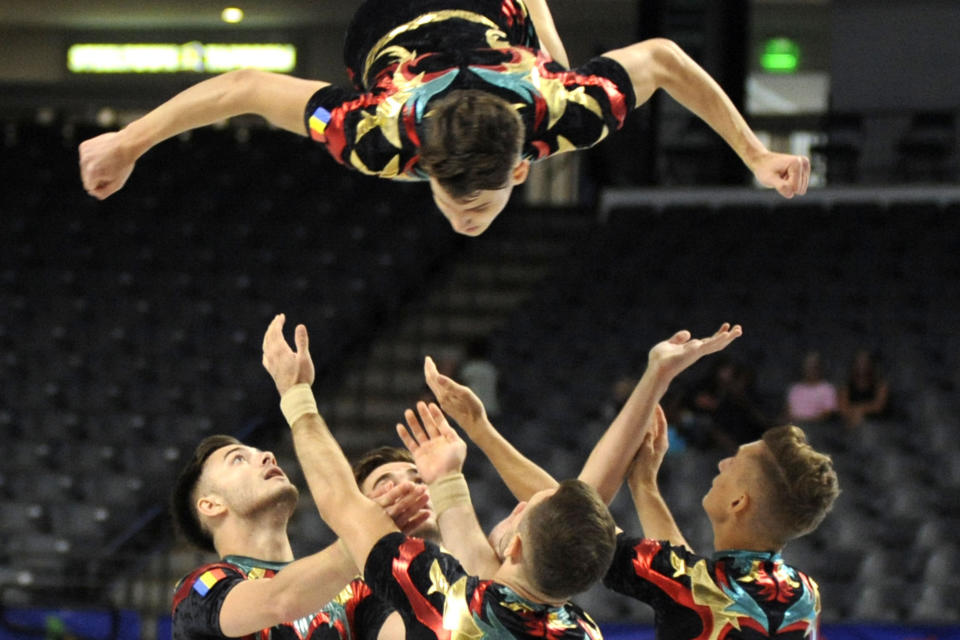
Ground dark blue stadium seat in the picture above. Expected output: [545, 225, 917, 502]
[922, 547, 960, 588]
[849, 585, 907, 622]
[909, 584, 960, 623]
[0, 502, 47, 535]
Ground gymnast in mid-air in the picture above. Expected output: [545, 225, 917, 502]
[79, 0, 810, 235]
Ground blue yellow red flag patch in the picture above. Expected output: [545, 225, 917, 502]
[193, 568, 228, 597]
[309, 106, 332, 141]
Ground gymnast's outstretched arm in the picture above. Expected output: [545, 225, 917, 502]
[396, 402, 503, 579]
[424, 326, 741, 505]
[602, 38, 809, 198]
[578, 324, 742, 503]
[79, 70, 328, 200]
[423, 356, 557, 502]
[624, 405, 692, 549]
[262, 314, 396, 571]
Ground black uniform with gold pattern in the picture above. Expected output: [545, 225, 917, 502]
[603, 534, 823, 640]
[304, 0, 635, 180]
[364, 532, 604, 640]
[171, 555, 393, 640]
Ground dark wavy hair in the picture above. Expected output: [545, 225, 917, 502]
[420, 90, 524, 199]
[522, 479, 617, 599]
[352, 446, 415, 488]
[170, 434, 241, 553]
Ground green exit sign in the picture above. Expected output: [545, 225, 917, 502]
[761, 37, 800, 73]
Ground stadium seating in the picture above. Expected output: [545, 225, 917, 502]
[2, 119, 959, 628]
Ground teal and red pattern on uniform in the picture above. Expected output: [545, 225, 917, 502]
[364, 531, 604, 640]
[172, 555, 393, 640]
[604, 534, 822, 640]
[304, 0, 635, 180]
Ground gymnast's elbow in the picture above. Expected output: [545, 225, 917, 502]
[217, 68, 272, 115]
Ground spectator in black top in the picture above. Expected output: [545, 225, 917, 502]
[837, 349, 890, 428]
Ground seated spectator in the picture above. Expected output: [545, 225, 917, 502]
[679, 356, 737, 449]
[786, 351, 837, 423]
[683, 357, 769, 452]
[710, 360, 769, 450]
[838, 349, 890, 428]
[689, 356, 737, 416]
[599, 375, 639, 423]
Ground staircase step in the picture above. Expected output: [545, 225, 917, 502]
[320, 206, 597, 436]
[368, 340, 455, 362]
[448, 262, 553, 286]
[397, 313, 503, 339]
[439, 289, 528, 312]
[341, 369, 424, 394]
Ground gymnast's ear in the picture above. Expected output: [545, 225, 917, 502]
[511, 159, 530, 185]
[502, 531, 524, 562]
[197, 493, 227, 518]
[730, 492, 750, 515]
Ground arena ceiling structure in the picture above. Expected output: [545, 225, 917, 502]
[0, 0, 825, 29]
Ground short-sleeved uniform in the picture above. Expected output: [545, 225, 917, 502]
[172, 555, 394, 640]
[604, 535, 822, 640]
[364, 531, 603, 640]
[304, 0, 636, 180]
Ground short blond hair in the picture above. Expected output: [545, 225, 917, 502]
[755, 425, 840, 543]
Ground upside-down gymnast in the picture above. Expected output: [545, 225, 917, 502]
[79, 0, 810, 236]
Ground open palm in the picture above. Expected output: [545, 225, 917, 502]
[396, 401, 467, 485]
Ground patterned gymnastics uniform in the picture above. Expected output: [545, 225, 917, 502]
[604, 535, 822, 640]
[364, 531, 604, 640]
[304, 0, 636, 180]
[172, 555, 393, 640]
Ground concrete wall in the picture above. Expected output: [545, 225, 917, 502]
[831, 0, 960, 112]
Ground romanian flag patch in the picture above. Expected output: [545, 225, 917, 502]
[309, 106, 332, 141]
[193, 568, 227, 597]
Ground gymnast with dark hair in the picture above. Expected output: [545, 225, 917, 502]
[79, 0, 809, 236]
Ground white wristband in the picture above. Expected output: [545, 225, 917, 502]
[429, 473, 472, 516]
[280, 383, 319, 427]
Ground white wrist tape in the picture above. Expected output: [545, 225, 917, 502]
[429, 473, 472, 515]
[280, 383, 319, 427]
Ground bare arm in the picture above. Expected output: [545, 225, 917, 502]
[579, 324, 743, 503]
[377, 613, 405, 640]
[219, 541, 357, 637]
[603, 39, 809, 198]
[625, 406, 691, 550]
[289, 413, 398, 571]
[262, 315, 397, 571]
[424, 357, 558, 502]
[429, 476, 502, 578]
[524, 0, 569, 67]
[79, 70, 328, 199]
[397, 402, 503, 578]
[579, 368, 669, 504]
[424, 325, 741, 506]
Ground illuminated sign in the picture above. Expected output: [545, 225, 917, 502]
[67, 42, 296, 73]
[760, 37, 800, 73]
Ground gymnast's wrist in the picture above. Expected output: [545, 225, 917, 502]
[429, 473, 472, 516]
[280, 382, 319, 427]
[120, 118, 159, 160]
